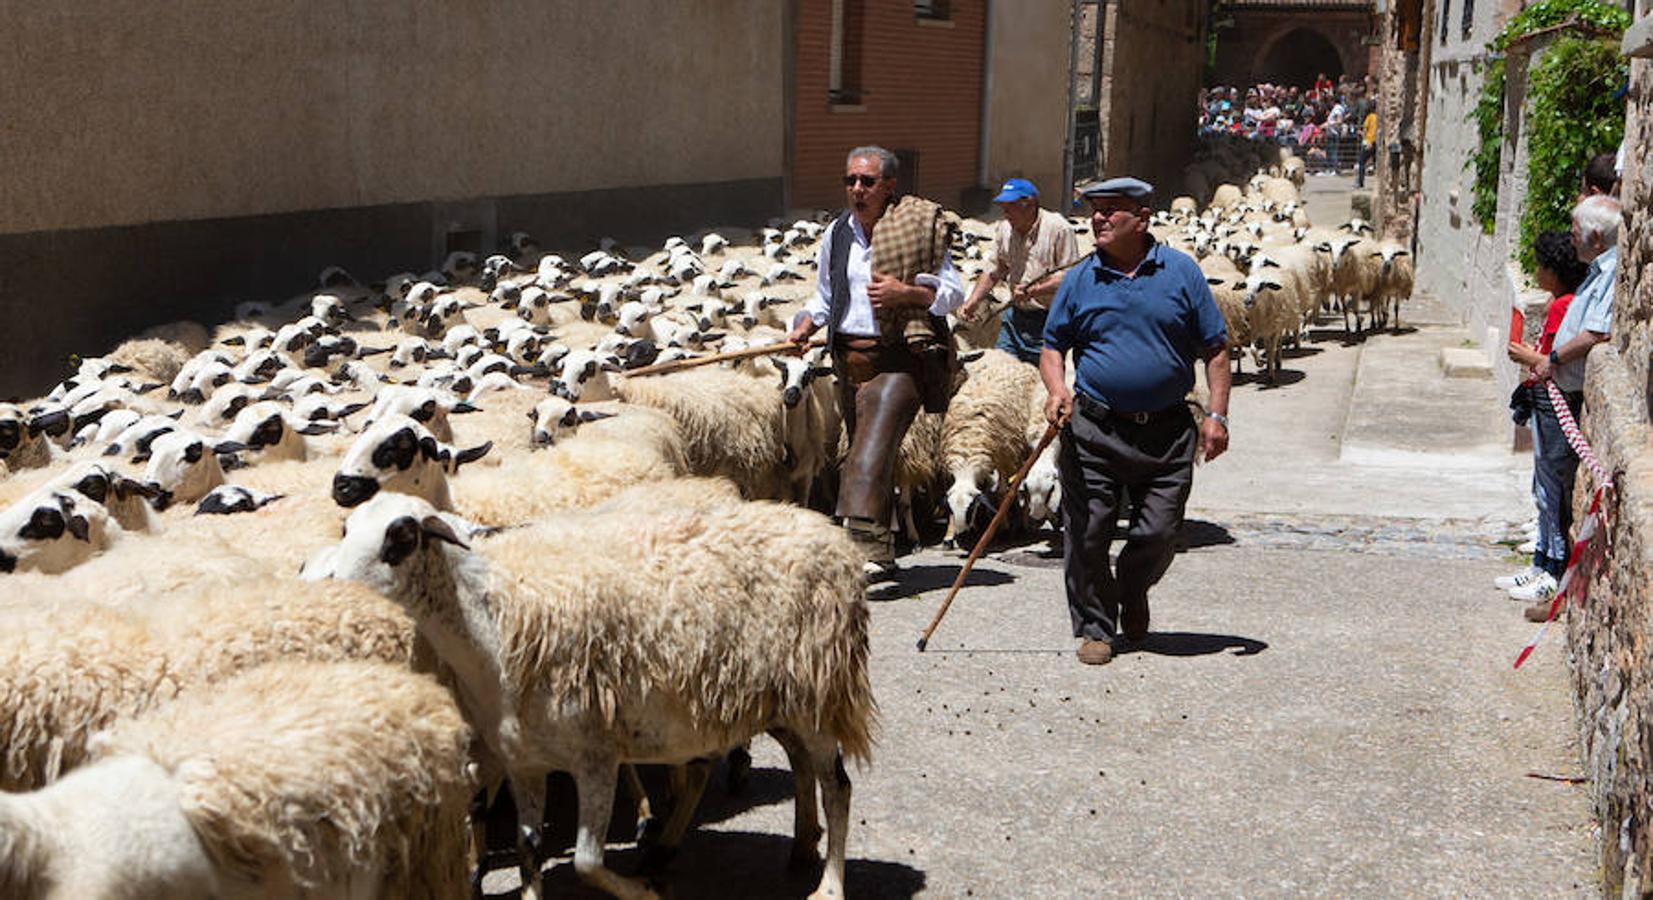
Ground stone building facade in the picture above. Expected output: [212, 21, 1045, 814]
[1093, 0, 1208, 203]
[1211, 0, 1379, 88]
[1568, 4, 1653, 893]
[1412, 0, 1547, 434]
[1372, 0, 1429, 242]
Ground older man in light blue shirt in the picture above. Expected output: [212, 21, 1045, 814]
[1536, 195, 1620, 391]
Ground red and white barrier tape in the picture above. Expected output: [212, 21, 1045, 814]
[1513, 381, 1615, 669]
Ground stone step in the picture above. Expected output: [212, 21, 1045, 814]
[1439, 346, 1493, 378]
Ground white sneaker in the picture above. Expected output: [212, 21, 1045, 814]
[1517, 538, 1537, 553]
[1494, 566, 1542, 590]
[1507, 571, 1558, 602]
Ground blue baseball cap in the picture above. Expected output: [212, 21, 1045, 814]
[992, 178, 1038, 203]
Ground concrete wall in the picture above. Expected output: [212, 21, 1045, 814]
[1097, 0, 1207, 202]
[790, 0, 986, 211]
[984, 0, 1072, 206]
[1568, 6, 1653, 892]
[0, 0, 787, 398]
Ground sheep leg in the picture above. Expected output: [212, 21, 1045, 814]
[510, 770, 550, 900]
[804, 735, 852, 900]
[571, 760, 659, 899]
[726, 742, 753, 794]
[770, 727, 824, 870]
[640, 757, 713, 875]
[623, 764, 658, 844]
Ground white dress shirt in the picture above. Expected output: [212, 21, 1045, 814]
[794, 214, 965, 337]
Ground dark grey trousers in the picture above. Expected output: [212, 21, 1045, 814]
[1059, 398, 1197, 641]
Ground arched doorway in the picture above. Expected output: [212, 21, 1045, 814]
[1254, 27, 1344, 88]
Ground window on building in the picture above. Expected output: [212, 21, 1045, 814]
[1439, 0, 1451, 44]
[1461, 0, 1475, 41]
[915, 0, 950, 21]
[1398, 0, 1423, 53]
[830, 0, 865, 104]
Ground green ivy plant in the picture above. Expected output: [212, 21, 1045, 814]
[1519, 34, 1627, 269]
[1463, 0, 1630, 263]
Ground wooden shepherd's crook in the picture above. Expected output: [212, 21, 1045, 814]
[916, 414, 1067, 652]
[620, 339, 827, 378]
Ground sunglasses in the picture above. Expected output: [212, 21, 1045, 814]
[843, 174, 882, 187]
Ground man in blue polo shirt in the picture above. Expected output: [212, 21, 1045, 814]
[1041, 176, 1232, 666]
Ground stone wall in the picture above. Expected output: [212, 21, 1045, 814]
[1567, 5, 1653, 892]
[1211, 8, 1377, 88]
[1096, 0, 1207, 201]
[1373, 0, 1428, 242]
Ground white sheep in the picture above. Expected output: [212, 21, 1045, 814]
[0, 660, 471, 898]
[611, 366, 790, 499]
[311, 493, 873, 900]
[940, 350, 1040, 545]
[0, 489, 117, 575]
[0, 405, 61, 471]
[1240, 270, 1299, 383]
[1371, 241, 1414, 331]
[332, 415, 493, 510]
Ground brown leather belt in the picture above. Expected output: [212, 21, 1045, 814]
[834, 335, 916, 387]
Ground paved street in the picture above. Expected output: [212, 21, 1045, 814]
[516, 178, 1598, 897]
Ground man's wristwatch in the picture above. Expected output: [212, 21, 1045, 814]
[1549, 350, 1561, 367]
[1207, 411, 1230, 430]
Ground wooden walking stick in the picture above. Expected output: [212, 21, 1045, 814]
[621, 338, 827, 378]
[916, 413, 1067, 652]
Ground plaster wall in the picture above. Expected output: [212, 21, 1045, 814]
[984, 0, 1072, 204]
[0, 0, 786, 398]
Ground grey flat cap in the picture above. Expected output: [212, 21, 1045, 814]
[1077, 176, 1154, 200]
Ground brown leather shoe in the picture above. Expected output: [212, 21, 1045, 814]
[1077, 639, 1115, 665]
[1121, 604, 1149, 643]
[1524, 598, 1556, 623]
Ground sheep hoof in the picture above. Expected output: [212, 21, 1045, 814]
[636, 814, 664, 846]
[639, 843, 679, 875]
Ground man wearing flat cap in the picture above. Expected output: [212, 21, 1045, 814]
[1041, 176, 1232, 666]
[959, 178, 1082, 364]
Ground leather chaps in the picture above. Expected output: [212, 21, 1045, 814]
[834, 339, 923, 528]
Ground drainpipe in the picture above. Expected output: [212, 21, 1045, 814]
[978, 0, 994, 190]
[1063, 0, 1081, 210]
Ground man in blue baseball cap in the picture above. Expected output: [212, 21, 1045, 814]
[958, 177, 1082, 365]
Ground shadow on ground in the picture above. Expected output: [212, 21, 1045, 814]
[499, 830, 926, 899]
[1178, 518, 1235, 550]
[1124, 631, 1269, 657]
[867, 563, 1014, 600]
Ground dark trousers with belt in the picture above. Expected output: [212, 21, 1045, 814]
[1060, 394, 1197, 642]
[834, 339, 923, 529]
[1531, 386, 1583, 579]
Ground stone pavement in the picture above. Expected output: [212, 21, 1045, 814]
[505, 178, 1597, 898]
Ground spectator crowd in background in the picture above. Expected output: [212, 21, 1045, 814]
[1199, 72, 1379, 177]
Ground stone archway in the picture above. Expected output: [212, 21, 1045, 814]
[1253, 26, 1346, 88]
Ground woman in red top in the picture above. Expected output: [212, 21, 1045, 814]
[1501, 231, 1591, 597]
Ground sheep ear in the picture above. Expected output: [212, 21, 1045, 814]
[214, 440, 248, 455]
[525, 408, 539, 423]
[810, 366, 835, 378]
[959, 349, 986, 364]
[115, 477, 160, 500]
[62, 509, 90, 543]
[132, 382, 163, 395]
[578, 410, 616, 423]
[421, 515, 470, 550]
[419, 436, 444, 461]
[28, 409, 69, 437]
[295, 422, 336, 436]
[560, 407, 580, 427]
[454, 441, 492, 467]
[449, 400, 480, 415]
[1206, 276, 1226, 286]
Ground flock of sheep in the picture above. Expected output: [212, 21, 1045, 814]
[0, 136, 1409, 898]
[1171, 137, 1415, 384]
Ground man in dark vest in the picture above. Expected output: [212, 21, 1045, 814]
[787, 145, 965, 575]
